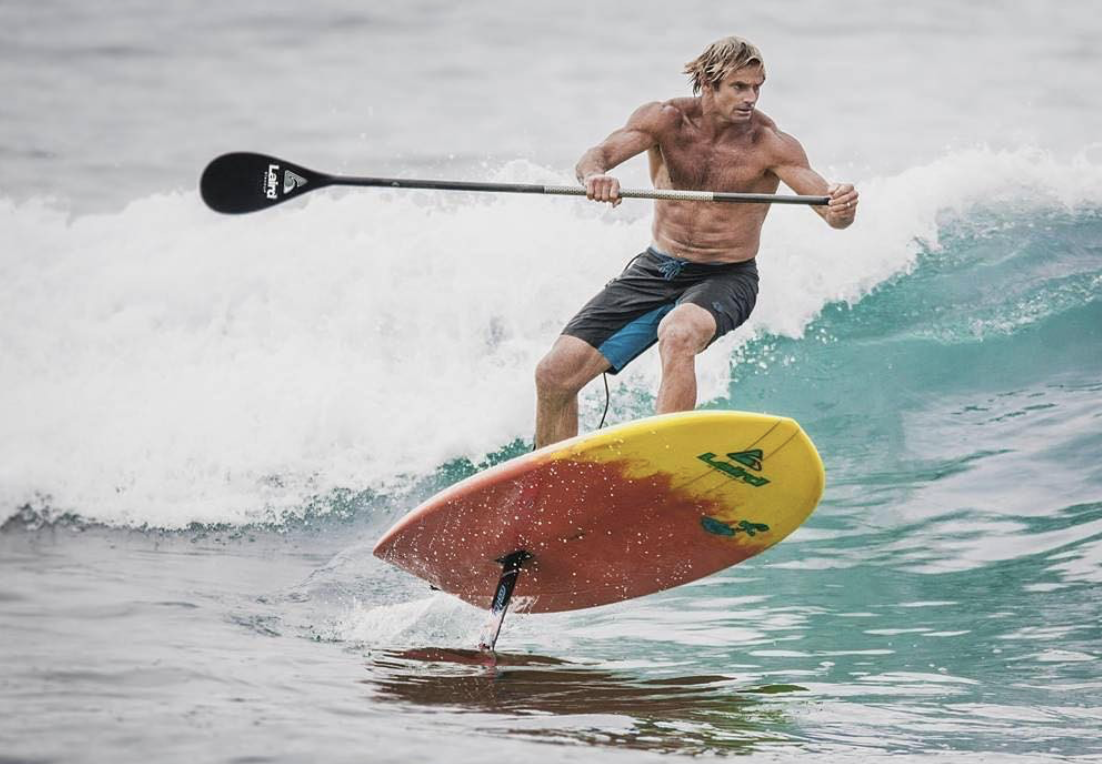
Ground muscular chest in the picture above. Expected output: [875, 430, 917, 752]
[654, 132, 771, 191]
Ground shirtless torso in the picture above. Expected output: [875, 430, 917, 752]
[647, 98, 783, 262]
[576, 66, 857, 262]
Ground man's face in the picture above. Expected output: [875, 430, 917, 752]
[713, 65, 765, 122]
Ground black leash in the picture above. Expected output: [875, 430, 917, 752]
[597, 372, 611, 429]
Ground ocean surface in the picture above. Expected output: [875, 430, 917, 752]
[2, 1, 1101, 762]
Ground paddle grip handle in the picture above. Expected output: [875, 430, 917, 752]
[542, 185, 829, 205]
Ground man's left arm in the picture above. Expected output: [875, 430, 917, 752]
[769, 132, 857, 229]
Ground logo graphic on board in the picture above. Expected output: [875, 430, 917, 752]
[265, 163, 280, 199]
[726, 449, 764, 471]
[697, 448, 770, 487]
[701, 516, 771, 538]
[284, 170, 308, 194]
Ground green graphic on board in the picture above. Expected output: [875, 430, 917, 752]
[697, 450, 771, 487]
[700, 517, 771, 537]
[726, 449, 764, 470]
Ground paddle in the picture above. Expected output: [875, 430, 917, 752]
[200, 152, 830, 214]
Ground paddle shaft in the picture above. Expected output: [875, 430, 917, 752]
[323, 174, 828, 205]
[199, 152, 830, 214]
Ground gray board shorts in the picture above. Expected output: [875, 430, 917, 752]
[562, 246, 759, 374]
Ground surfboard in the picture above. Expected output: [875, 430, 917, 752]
[373, 410, 825, 623]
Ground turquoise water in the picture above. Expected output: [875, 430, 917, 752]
[3, 1, 1102, 761]
[4, 204, 1099, 762]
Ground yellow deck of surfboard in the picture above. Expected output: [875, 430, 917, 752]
[538, 410, 825, 556]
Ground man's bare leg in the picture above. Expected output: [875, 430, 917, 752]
[655, 304, 716, 414]
[534, 335, 611, 448]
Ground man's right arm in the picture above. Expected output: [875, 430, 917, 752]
[768, 129, 858, 229]
[576, 102, 666, 207]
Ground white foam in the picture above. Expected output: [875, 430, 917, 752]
[2, 148, 1101, 528]
[330, 594, 483, 647]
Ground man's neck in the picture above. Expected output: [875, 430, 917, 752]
[699, 98, 753, 140]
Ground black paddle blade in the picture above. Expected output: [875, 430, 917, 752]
[200, 152, 331, 214]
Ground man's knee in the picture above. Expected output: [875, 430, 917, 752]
[658, 313, 713, 358]
[535, 336, 608, 399]
[535, 353, 569, 397]
[535, 350, 589, 402]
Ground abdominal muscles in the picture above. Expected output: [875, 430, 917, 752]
[651, 199, 770, 263]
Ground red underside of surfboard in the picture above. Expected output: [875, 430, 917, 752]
[374, 411, 824, 614]
[373, 455, 759, 613]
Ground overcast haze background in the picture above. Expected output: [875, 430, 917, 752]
[2, 0, 1100, 213]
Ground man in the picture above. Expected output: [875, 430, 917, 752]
[534, 36, 858, 448]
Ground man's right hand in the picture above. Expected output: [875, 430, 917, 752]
[584, 174, 622, 207]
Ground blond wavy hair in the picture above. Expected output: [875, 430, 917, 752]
[683, 36, 765, 95]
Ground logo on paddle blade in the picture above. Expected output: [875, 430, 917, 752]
[697, 449, 770, 487]
[284, 170, 307, 194]
[265, 163, 280, 200]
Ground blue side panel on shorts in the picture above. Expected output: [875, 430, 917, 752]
[598, 303, 675, 373]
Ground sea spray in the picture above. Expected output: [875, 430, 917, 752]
[2, 148, 1101, 528]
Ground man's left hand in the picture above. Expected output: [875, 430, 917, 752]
[825, 183, 858, 228]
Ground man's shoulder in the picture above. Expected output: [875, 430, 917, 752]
[628, 98, 693, 133]
[752, 109, 778, 132]
[661, 96, 698, 114]
[660, 97, 698, 127]
[752, 112, 806, 163]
